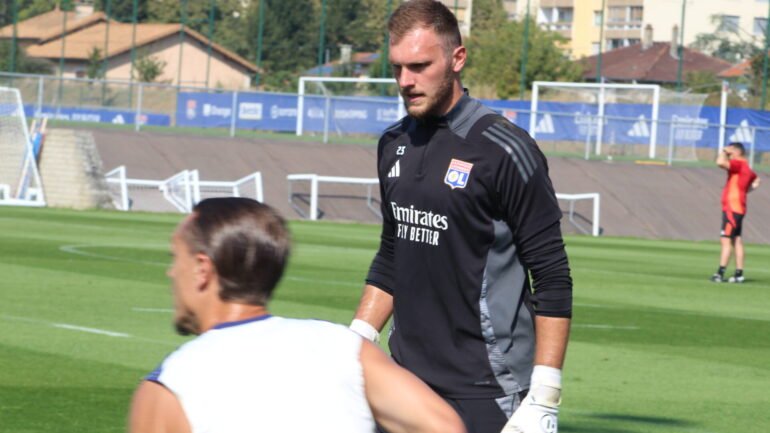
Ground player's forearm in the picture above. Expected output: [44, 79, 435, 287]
[353, 284, 394, 332]
[716, 150, 729, 169]
[533, 316, 571, 369]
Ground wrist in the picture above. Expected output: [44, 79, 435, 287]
[530, 365, 562, 407]
[531, 365, 562, 389]
[350, 319, 380, 342]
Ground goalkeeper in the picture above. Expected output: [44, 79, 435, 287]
[350, 1, 572, 433]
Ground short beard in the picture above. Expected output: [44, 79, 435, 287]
[405, 63, 456, 123]
[174, 312, 201, 336]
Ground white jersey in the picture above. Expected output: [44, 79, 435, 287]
[147, 315, 374, 433]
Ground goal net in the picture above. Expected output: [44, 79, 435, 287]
[296, 77, 405, 142]
[530, 82, 660, 159]
[0, 87, 45, 206]
[656, 88, 709, 163]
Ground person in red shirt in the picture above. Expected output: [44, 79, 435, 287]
[710, 142, 761, 283]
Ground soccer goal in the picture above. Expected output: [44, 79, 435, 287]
[295, 76, 405, 142]
[0, 87, 46, 207]
[105, 166, 264, 213]
[530, 82, 660, 159]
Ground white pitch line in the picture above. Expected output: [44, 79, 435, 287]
[132, 308, 174, 313]
[572, 324, 640, 330]
[59, 244, 168, 267]
[59, 244, 362, 287]
[52, 323, 131, 338]
[574, 302, 770, 323]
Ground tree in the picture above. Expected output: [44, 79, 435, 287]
[93, 0, 149, 22]
[464, 18, 583, 99]
[0, 41, 53, 74]
[691, 14, 762, 64]
[243, 0, 318, 90]
[324, 0, 383, 56]
[470, 0, 507, 34]
[134, 52, 166, 82]
[85, 46, 104, 79]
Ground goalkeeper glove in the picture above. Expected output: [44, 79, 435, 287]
[501, 366, 561, 433]
[349, 319, 380, 342]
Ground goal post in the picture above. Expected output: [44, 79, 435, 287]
[296, 76, 405, 141]
[0, 86, 46, 207]
[531, 81, 660, 158]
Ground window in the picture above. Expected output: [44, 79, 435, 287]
[755, 17, 767, 35]
[594, 10, 603, 26]
[592, 42, 601, 54]
[629, 6, 643, 22]
[719, 15, 740, 33]
[607, 7, 626, 22]
[608, 38, 625, 50]
[556, 7, 573, 23]
[538, 7, 554, 24]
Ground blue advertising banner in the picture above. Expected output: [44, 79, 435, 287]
[301, 95, 401, 134]
[23, 105, 170, 126]
[235, 92, 299, 131]
[176, 92, 300, 131]
[170, 89, 770, 153]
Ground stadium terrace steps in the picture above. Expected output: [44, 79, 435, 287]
[79, 127, 770, 244]
[38, 129, 114, 210]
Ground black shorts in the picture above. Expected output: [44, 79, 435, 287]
[721, 211, 744, 239]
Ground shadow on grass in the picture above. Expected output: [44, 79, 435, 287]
[562, 412, 698, 433]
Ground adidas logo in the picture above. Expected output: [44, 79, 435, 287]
[729, 119, 754, 143]
[387, 160, 400, 178]
[628, 114, 650, 137]
[535, 114, 555, 134]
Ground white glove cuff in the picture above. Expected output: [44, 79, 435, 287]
[350, 319, 380, 342]
[531, 365, 562, 389]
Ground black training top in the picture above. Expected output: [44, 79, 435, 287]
[366, 93, 572, 399]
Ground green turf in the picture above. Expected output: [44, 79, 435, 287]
[0, 206, 768, 432]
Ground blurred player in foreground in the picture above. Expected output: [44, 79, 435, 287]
[350, 1, 572, 432]
[128, 197, 465, 433]
[710, 142, 760, 283]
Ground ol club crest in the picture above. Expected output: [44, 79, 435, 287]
[444, 159, 473, 189]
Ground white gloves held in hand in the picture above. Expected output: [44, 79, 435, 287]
[501, 366, 562, 433]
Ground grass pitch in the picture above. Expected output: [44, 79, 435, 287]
[0, 206, 768, 433]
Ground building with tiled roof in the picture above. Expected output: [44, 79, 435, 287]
[0, 5, 259, 89]
[579, 27, 734, 84]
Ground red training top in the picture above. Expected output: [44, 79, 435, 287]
[722, 159, 757, 214]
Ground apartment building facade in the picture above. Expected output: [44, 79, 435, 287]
[509, 0, 768, 59]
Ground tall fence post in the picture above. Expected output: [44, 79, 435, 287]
[36, 76, 44, 118]
[296, 77, 306, 136]
[135, 82, 143, 132]
[323, 95, 331, 143]
[230, 90, 238, 137]
[719, 81, 728, 151]
[595, 82, 606, 155]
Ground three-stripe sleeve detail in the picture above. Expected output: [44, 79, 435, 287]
[482, 124, 538, 183]
[489, 124, 538, 175]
